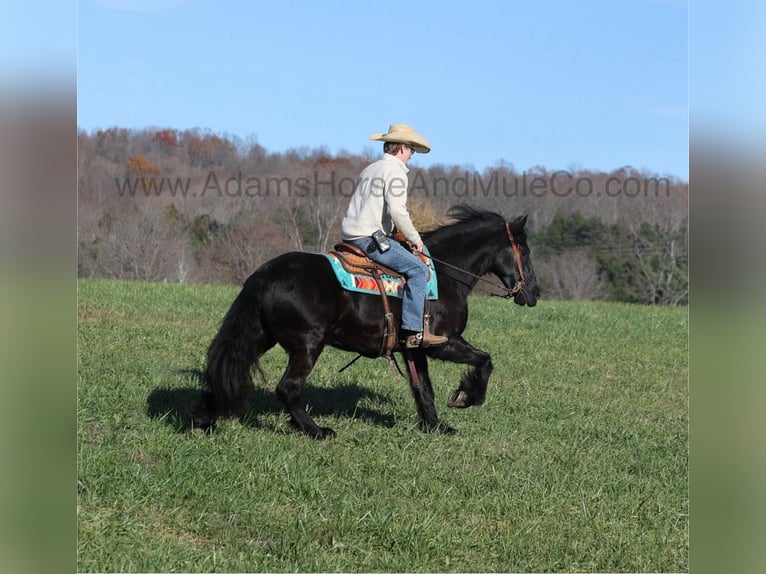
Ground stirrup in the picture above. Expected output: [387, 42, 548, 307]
[403, 332, 424, 348]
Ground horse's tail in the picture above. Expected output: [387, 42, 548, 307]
[193, 275, 268, 428]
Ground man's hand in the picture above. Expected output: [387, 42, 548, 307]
[413, 241, 424, 253]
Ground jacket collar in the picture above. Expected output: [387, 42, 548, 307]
[382, 152, 409, 173]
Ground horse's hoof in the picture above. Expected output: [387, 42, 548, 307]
[314, 427, 336, 440]
[420, 421, 458, 435]
[447, 389, 470, 408]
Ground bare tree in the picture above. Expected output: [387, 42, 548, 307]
[625, 220, 688, 304]
[210, 220, 271, 284]
[95, 208, 187, 282]
[537, 249, 606, 301]
[280, 201, 306, 251]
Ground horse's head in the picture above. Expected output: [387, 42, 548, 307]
[426, 205, 541, 306]
[492, 215, 541, 307]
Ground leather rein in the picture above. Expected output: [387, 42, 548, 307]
[423, 222, 526, 298]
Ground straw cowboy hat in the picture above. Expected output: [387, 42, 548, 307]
[369, 124, 431, 153]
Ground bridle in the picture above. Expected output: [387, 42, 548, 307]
[423, 222, 527, 298]
[504, 222, 526, 296]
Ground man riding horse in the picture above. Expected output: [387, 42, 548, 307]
[341, 124, 448, 349]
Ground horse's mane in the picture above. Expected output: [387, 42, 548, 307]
[443, 204, 504, 225]
[422, 205, 505, 242]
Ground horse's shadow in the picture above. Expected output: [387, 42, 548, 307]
[147, 368, 397, 433]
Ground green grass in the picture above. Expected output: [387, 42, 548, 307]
[77, 278, 688, 572]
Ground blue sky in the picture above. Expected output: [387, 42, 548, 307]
[75, 0, 689, 179]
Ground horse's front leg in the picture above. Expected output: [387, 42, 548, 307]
[403, 349, 457, 434]
[428, 335, 493, 408]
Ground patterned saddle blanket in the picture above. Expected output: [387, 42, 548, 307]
[321, 242, 439, 300]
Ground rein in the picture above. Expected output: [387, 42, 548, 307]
[422, 222, 526, 298]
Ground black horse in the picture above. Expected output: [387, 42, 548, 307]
[195, 205, 540, 438]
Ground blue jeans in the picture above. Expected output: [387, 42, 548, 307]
[348, 236, 428, 332]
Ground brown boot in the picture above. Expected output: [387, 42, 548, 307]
[421, 314, 448, 348]
[401, 330, 449, 348]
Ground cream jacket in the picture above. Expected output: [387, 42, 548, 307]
[340, 154, 421, 244]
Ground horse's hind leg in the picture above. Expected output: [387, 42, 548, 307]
[275, 347, 335, 439]
[406, 350, 457, 435]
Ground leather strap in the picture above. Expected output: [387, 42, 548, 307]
[504, 222, 526, 292]
[371, 269, 397, 358]
[404, 351, 420, 387]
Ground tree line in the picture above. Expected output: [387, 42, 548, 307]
[78, 127, 688, 304]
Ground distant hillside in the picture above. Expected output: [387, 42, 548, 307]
[78, 127, 687, 303]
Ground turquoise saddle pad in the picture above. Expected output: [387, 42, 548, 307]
[321, 247, 439, 300]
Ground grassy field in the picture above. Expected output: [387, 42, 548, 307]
[77, 278, 688, 573]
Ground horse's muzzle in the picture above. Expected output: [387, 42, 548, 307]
[514, 284, 540, 307]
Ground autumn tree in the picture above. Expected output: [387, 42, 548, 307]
[126, 155, 160, 176]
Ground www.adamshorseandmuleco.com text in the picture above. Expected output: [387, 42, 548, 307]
[114, 169, 675, 200]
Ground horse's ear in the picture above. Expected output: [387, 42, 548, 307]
[512, 215, 528, 229]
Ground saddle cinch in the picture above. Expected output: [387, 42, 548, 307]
[321, 239, 439, 357]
